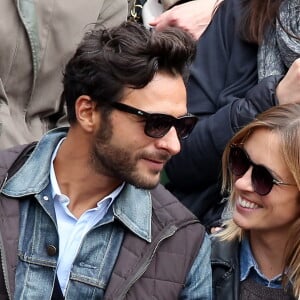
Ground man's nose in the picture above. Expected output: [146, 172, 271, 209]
[154, 126, 181, 156]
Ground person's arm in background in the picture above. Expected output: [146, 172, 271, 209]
[275, 58, 300, 105]
[149, 0, 223, 40]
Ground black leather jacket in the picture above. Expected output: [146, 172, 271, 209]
[211, 236, 297, 300]
[211, 237, 240, 300]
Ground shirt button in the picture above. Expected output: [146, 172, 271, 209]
[43, 196, 49, 201]
[46, 245, 57, 256]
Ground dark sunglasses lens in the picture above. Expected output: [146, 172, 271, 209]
[145, 115, 198, 139]
[176, 116, 198, 139]
[229, 147, 250, 176]
[145, 115, 173, 138]
[252, 165, 274, 195]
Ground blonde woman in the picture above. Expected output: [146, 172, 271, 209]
[211, 104, 300, 299]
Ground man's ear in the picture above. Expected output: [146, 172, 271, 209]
[75, 95, 98, 132]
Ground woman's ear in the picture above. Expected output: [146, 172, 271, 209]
[75, 95, 98, 132]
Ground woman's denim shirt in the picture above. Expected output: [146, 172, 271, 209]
[240, 237, 283, 288]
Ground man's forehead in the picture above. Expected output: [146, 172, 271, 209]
[120, 77, 187, 116]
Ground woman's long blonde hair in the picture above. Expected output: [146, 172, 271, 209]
[217, 103, 300, 296]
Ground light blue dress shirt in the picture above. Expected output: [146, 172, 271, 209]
[50, 138, 124, 294]
[240, 237, 283, 288]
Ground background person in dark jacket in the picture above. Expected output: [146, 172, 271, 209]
[165, 0, 300, 231]
[211, 104, 300, 300]
[0, 22, 212, 299]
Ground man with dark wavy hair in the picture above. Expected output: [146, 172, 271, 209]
[0, 22, 211, 299]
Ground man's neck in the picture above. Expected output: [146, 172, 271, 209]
[53, 136, 121, 218]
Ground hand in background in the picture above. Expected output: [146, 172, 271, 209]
[149, 0, 223, 40]
[276, 58, 300, 105]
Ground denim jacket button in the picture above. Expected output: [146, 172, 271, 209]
[46, 245, 57, 256]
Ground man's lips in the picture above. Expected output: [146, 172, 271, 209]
[141, 152, 171, 165]
[141, 154, 171, 171]
[145, 158, 166, 164]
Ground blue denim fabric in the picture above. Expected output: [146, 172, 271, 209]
[180, 233, 212, 300]
[3, 127, 211, 299]
[240, 237, 282, 288]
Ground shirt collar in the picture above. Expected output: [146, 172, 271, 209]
[240, 237, 283, 284]
[240, 237, 258, 281]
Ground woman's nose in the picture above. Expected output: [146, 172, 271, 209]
[234, 166, 254, 193]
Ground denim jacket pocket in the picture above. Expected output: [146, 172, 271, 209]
[18, 249, 57, 268]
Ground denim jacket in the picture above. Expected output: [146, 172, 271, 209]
[0, 128, 212, 300]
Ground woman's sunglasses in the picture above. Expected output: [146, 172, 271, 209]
[229, 145, 296, 196]
[110, 102, 198, 139]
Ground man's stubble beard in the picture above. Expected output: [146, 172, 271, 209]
[89, 113, 162, 189]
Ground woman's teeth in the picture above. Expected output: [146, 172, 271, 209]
[238, 198, 259, 209]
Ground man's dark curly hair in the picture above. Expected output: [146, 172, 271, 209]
[62, 21, 196, 124]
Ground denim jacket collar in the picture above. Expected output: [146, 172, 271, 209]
[2, 127, 152, 242]
[113, 184, 151, 242]
[3, 127, 68, 196]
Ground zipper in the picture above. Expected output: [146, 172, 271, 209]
[0, 173, 8, 193]
[110, 218, 201, 299]
[116, 225, 178, 299]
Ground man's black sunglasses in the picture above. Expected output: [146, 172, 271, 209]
[229, 145, 296, 196]
[110, 102, 198, 139]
